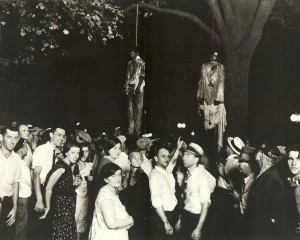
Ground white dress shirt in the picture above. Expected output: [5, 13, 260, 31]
[19, 160, 32, 198]
[149, 166, 177, 211]
[32, 141, 55, 184]
[0, 151, 21, 198]
[184, 165, 211, 214]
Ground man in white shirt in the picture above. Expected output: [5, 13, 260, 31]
[176, 143, 212, 240]
[14, 138, 31, 240]
[0, 126, 21, 240]
[148, 146, 179, 239]
[31, 127, 66, 239]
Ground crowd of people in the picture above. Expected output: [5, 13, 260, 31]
[0, 123, 299, 240]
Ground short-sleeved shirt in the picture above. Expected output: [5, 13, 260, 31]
[19, 159, 32, 198]
[32, 141, 55, 184]
[149, 166, 177, 211]
[184, 165, 211, 214]
[0, 151, 21, 198]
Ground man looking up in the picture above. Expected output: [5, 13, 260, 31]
[0, 126, 21, 240]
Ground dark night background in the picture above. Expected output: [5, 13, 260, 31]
[0, 1, 300, 144]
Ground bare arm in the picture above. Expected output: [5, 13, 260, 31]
[191, 202, 209, 240]
[101, 199, 133, 230]
[167, 137, 183, 173]
[6, 182, 19, 226]
[39, 168, 65, 219]
[33, 167, 44, 211]
[155, 206, 173, 235]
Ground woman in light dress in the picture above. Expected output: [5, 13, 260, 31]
[75, 144, 93, 240]
[89, 163, 134, 240]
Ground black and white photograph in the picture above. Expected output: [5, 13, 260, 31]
[0, 0, 300, 239]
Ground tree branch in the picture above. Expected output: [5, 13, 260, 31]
[123, 2, 221, 46]
[245, 0, 276, 51]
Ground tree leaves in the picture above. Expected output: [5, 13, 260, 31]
[0, 0, 124, 65]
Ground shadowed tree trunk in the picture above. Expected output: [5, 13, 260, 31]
[124, 0, 276, 136]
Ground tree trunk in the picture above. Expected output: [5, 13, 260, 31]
[224, 47, 252, 137]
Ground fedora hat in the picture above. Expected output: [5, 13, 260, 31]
[227, 137, 245, 155]
[234, 146, 257, 163]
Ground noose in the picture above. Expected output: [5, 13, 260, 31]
[211, 0, 215, 51]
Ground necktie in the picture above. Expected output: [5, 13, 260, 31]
[52, 150, 56, 167]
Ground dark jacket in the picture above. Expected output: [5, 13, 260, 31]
[246, 166, 286, 240]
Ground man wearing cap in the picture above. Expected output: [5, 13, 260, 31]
[136, 137, 153, 176]
[245, 144, 286, 240]
[176, 143, 212, 240]
[235, 147, 260, 215]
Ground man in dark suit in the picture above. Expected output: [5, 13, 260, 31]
[245, 144, 286, 240]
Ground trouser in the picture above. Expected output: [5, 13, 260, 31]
[147, 205, 180, 240]
[127, 91, 144, 137]
[27, 185, 52, 240]
[180, 210, 200, 239]
[15, 197, 30, 240]
[0, 197, 15, 240]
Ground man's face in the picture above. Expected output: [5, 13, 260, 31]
[130, 51, 137, 60]
[50, 128, 66, 148]
[19, 125, 29, 140]
[183, 151, 198, 169]
[288, 151, 300, 178]
[130, 152, 143, 168]
[155, 148, 170, 169]
[3, 129, 19, 151]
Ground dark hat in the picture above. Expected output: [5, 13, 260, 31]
[184, 143, 204, 157]
[136, 137, 151, 150]
[75, 130, 92, 143]
[261, 144, 281, 161]
[234, 146, 257, 162]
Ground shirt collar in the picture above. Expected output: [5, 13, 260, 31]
[46, 141, 55, 151]
[155, 166, 168, 176]
[244, 173, 255, 184]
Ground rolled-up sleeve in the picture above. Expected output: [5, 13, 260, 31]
[32, 146, 43, 169]
[149, 174, 163, 208]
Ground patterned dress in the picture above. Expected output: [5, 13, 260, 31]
[45, 161, 77, 240]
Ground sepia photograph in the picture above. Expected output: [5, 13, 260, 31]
[0, 0, 300, 239]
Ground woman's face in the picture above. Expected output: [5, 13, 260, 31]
[130, 152, 143, 168]
[81, 146, 89, 161]
[105, 169, 122, 188]
[66, 146, 80, 164]
[108, 143, 121, 159]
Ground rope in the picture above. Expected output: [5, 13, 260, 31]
[211, 0, 215, 51]
[135, 4, 139, 47]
